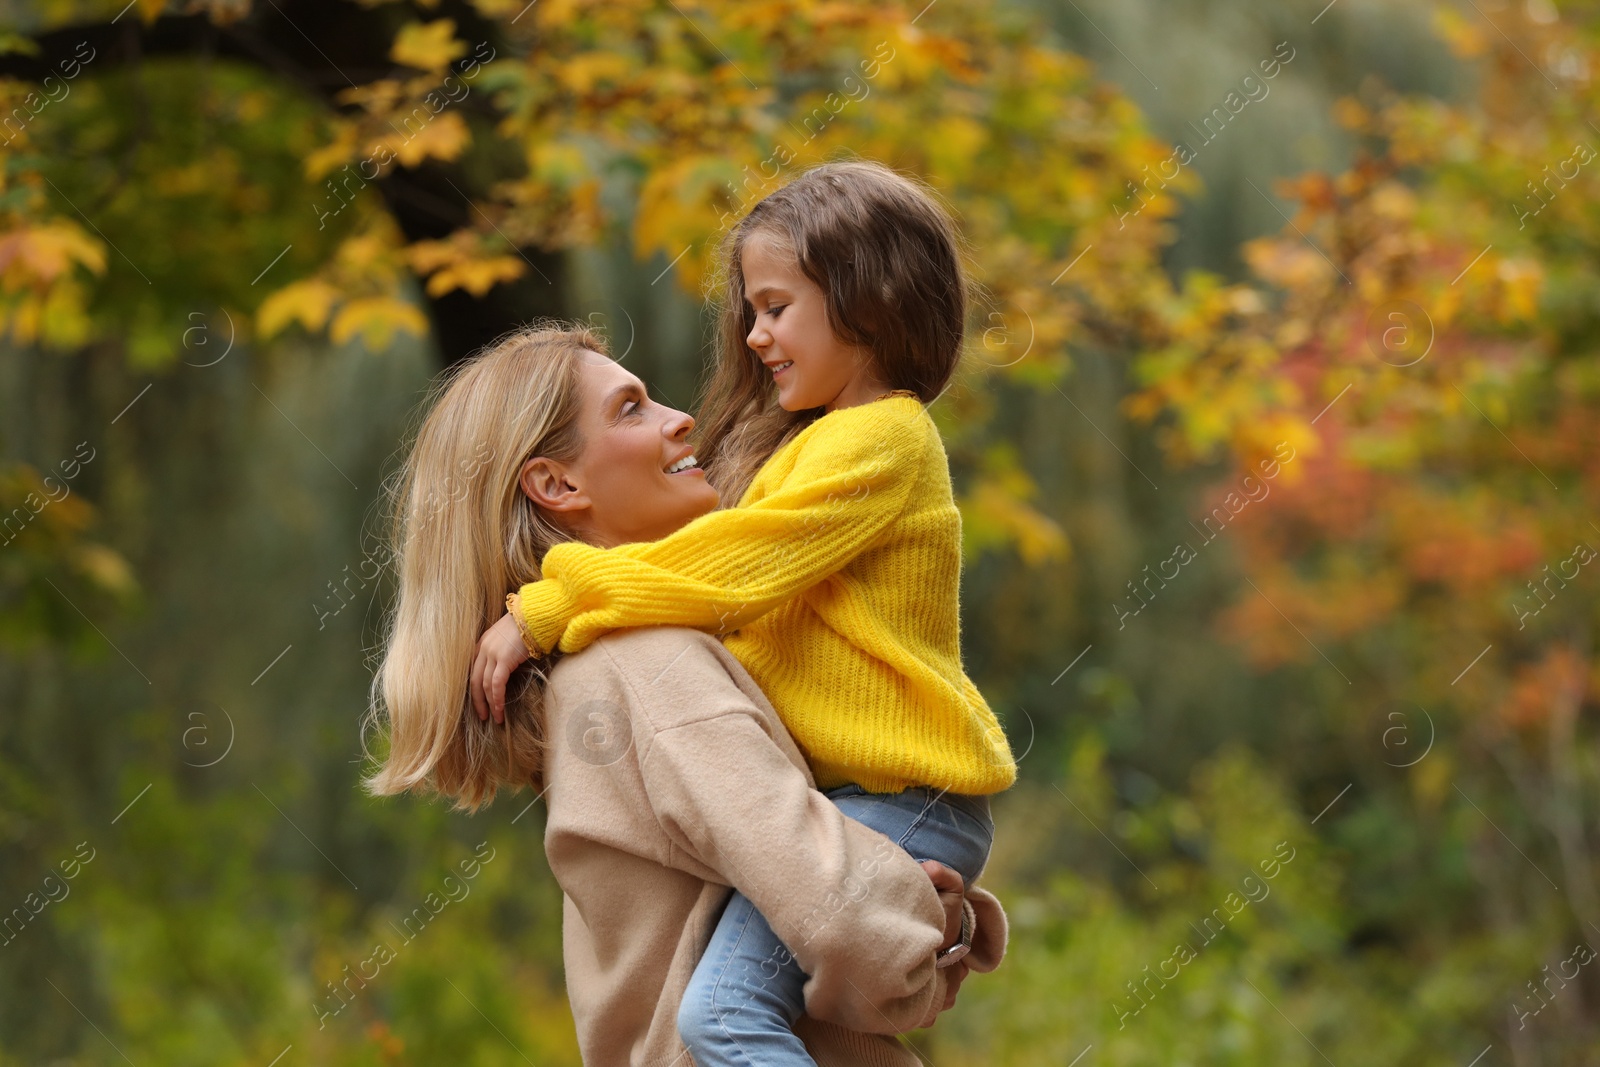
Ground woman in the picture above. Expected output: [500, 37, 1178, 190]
[362, 323, 1006, 1065]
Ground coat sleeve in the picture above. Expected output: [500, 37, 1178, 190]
[961, 885, 1008, 974]
[623, 659, 956, 1032]
[515, 403, 926, 656]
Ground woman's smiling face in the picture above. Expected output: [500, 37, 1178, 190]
[519, 350, 719, 547]
[741, 231, 887, 412]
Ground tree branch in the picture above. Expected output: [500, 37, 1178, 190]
[2, 1, 565, 368]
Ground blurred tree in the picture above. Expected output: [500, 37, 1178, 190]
[0, 0, 1210, 561]
[0, 0, 564, 366]
[1115, 1, 1600, 1058]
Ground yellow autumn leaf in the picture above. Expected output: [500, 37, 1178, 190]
[403, 238, 461, 275]
[960, 481, 1069, 566]
[73, 542, 138, 596]
[334, 80, 405, 114]
[423, 256, 525, 297]
[926, 115, 988, 174]
[0, 222, 107, 285]
[557, 52, 634, 94]
[304, 123, 359, 181]
[1331, 96, 1371, 131]
[957, 444, 1069, 565]
[384, 111, 471, 168]
[38, 276, 93, 349]
[1431, 281, 1463, 327]
[137, 0, 165, 25]
[1495, 257, 1543, 321]
[1242, 235, 1334, 291]
[3, 296, 41, 344]
[535, 0, 585, 32]
[1238, 414, 1318, 485]
[530, 140, 589, 186]
[1123, 388, 1167, 424]
[330, 296, 429, 350]
[1430, 7, 1489, 59]
[1370, 181, 1417, 221]
[0, 32, 40, 56]
[390, 19, 468, 73]
[334, 229, 401, 276]
[42, 223, 109, 278]
[257, 279, 341, 339]
[634, 156, 737, 289]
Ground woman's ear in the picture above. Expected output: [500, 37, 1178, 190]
[519, 457, 590, 513]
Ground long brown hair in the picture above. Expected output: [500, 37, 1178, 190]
[361, 322, 604, 812]
[694, 158, 972, 504]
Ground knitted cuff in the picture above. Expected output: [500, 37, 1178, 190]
[515, 576, 580, 657]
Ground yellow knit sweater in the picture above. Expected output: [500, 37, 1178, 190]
[515, 393, 1017, 795]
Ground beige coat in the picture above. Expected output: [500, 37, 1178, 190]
[541, 627, 1007, 1066]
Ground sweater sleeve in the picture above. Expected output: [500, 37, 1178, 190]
[628, 695, 956, 1031]
[639, 712, 958, 1032]
[516, 402, 927, 656]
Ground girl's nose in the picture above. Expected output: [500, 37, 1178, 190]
[747, 320, 769, 351]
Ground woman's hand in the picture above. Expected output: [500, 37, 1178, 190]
[917, 860, 972, 1028]
[920, 860, 966, 953]
[932, 960, 970, 1019]
[470, 612, 532, 724]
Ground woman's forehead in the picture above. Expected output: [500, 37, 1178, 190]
[579, 354, 646, 405]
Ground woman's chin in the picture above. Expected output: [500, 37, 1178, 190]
[666, 475, 719, 514]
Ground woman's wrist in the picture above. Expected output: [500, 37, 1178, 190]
[934, 897, 976, 968]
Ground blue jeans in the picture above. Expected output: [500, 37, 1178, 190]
[677, 784, 994, 1067]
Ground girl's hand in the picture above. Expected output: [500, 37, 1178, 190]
[471, 612, 532, 724]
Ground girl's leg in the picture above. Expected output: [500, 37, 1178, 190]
[678, 889, 815, 1067]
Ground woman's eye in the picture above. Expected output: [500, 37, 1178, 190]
[624, 400, 643, 416]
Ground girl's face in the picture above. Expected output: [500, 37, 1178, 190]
[741, 231, 888, 412]
[520, 351, 718, 548]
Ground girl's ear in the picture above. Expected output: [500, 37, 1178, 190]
[519, 457, 590, 513]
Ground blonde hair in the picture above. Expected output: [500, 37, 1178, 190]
[696, 158, 971, 504]
[361, 322, 605, 812]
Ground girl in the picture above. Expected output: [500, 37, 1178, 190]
[472, 160, 1016, 1066]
